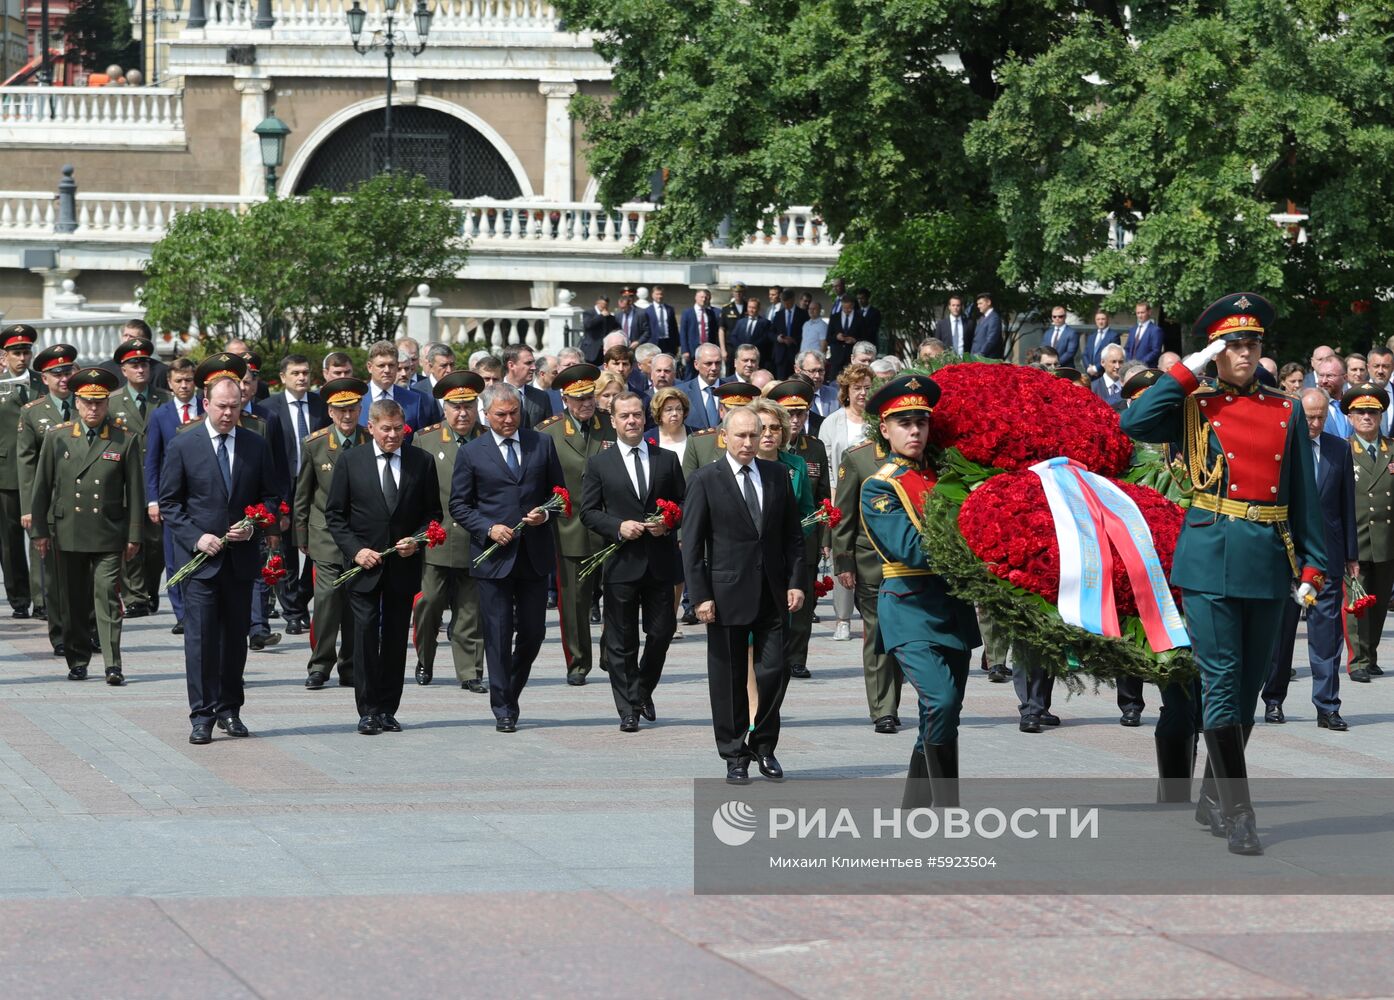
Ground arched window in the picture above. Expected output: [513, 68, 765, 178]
[293, 106, 524, 199]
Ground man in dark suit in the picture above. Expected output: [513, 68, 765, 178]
[1091, 344, 1128, 413]
[261, 353, 328, 635]
[678, 289, 722, 379]
[158, 356, 282, 745]
[411, 343, 456, 425]
[502, 344, 551, 428]
[855, 289, 884, 354]
[144, 357, 202, 634]
[970, 292, 1004, 358]
[449, 385, 566, 731]
[1081, 309, 1122, 379]
[644, 285, 679, 356]
[1125, 301, 1164, 367]
[726, 298, 773, 375]
[933, 295, 974, 354]
[682, 406, 805, 784]
[613, 289, 649, 345]
[324, 397, 441, 735]
[580, 295, 620, 365]
[580, 390, 685, 731]
[826, 297, 861, 379]
[359, 340, 427, 435]
[1264, 388, 1358, 730]
[769, 290, 807, 380]
[1041, 306, 1080, 369]
[679, 344, 728, 431]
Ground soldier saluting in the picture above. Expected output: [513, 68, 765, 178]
[29, 368, 144, 684]
[1122, 293, 1326, 856]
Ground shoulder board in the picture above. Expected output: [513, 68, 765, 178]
[847, 440, 875, 454]
[23, 397, 47, 410]
[306, 427, 330, 442]
[54, 420, 74, 430]
[536, 414, 563, 430]
[418, 421, 443, 436]
[1193, 383, 1220, 397]
[691, 427, 717, 438]
[872, 462, 900, 481]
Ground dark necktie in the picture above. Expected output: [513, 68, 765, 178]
[632, 446, 646, 498]
[16, 385, 26, 405]
[136, 393, 146, 418]
[505, 437, 520, 476]
[706, 387, 718, 425]
[739, 465, 760, 532]
[1368, 443, 1378, 462]
[295, 399, 309, 441]
[216, 434, 232, 493]
[86, 428, 96, 444]
[61, 399, 71, 422]
[381, 452, 398, 508]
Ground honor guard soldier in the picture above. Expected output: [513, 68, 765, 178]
[410, 371, 487, 690]
[0, 324, 43, 618]
[1343, 382, 1394, 684]
[681, 381, 760, 477]
[860, 376, 981, 808]
[1122, 292, 1326, 856]
[18, 343, 82, 656]
[294, 378, 371, 690]
[537, 363, 615, 684]
[106, 338, 172, 618]
[29, 368, 144, 684]
[768, 379, 832, 679]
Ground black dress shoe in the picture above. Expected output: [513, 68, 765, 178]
[1019, 714, 1042, 733]
[171, 621, 184, 635]
[567, 674, 587, 686]
[464, 678, 487, 694]
[189, 723, 213, 745]
[873, 716, 898, 734]
[248, 631, 281, 651]
[757, 754, 784, 780]
[680, 610, 699, 626]
[415, 663, 432, 685]
[66, 665, 87, 681]
[1369, 664, 1385, 676]
[619, 715, 639, 733]
[52, 643, 64, 657]
[1350, 667, 1371, 683]
[641, 697, 655, 722]
[495, 718, 517, 733]
[357, 715, 382, 735]
[1317, 710, 1349, 731]
[378, 714, 402, 733]
[216, 717, 249, 737]
[589, 607, 602, 624]
[1120, 709, 1143, 727]
[105, 670, 125, 686]
[11, 606, 29, 619]
[987, 664, 1010, 683]
[124, 602, 151, 619]
[1264, 703, 1285, 724]
[546, 594, 558, 609]
[285, 619, 306, 636]
[726, 759, 751, 785]
[1039, 711, 1061, 727]
[33, 606, 46, 621]
[338, 674, 353, 687]
[305, 672, 327, 690]
[790, 664, 812, 679]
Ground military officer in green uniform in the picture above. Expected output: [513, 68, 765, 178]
[768, 379, 831, 680]
[537, 364, 615, 684]
[294, 378, 370, 690]
[29, 368, 144, 684]
[860, 375, 981, 808]
[0, 325, 42, 618]
[1121, 292, 1326, 856]
[411, 371, 487, 691]
[681, 381, 760, 477]
[833, 438, 904, 735]
[106, 337, 171, 618]
[1341, 382, 1394, 682]
[18, 343, 81, 656]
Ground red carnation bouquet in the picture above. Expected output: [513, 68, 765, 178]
[1344, 576, 1376, 618]
[801, 498, 842, 531]
[813, 575, 835, 598]
[578, 498, 682, 581]
[472, 487, 571, 568]
[260, 553, 288, 587]
[167, 503, 277, 588]
[333, 519, 449, 588]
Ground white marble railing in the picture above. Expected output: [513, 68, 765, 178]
[71, 193, 258, 238]
[0, 192, 56, 236]
[204, 0, 560, 31]
[436, 308, 548, 350]
[19, 317, 134, 364]
[0, 87, 185, 146]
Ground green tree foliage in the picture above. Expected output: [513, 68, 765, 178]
[142, 173, 468, 347]
[63, 0, 140, 74]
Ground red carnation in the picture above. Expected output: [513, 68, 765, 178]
[243, 503, 275, 527]
[552, 486, 572, 518]
[424, 520, 448, 548]
[813, 575, 835, 598]
[260, 553, 287, 586]
[278, 501, 290, 516]
[656, 498, 683, 530]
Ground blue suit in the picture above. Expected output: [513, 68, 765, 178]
[645, 301, 678, 354]
[449, 428, 565, 722]
[679, 376, 728, 430]
[1126, 320, 1163, 366]
[679, 305, 722, 364]
[412, 379, 443, 426]
[1080, 327, 1121, 377]
[358, 384, 426, 436]
[158, 424, 282, 725]
[970, 309, 1004, 358]
[144, 396, 204, 622]
[1041, 324, 1079, 368]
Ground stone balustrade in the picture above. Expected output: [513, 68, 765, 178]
[201, 0, 561, 32]
[0, 87, 185, 147]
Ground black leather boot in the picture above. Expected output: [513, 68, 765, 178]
[1154, 733, 1195, 803]
[924, 741, 959, 809]
[1194, 755, 1225, 836]
[1203, 725, 1262, 856]
[902, 747, 932, 810]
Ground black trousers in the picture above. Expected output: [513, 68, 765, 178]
[1117, 674, 1146, 713]
[602, 572, 676, 717]
[706, 584, 788, 761]
[347, 584, 413, 719]
[477, 574, 548, 722]
[182, 569, 252, 724]
[0, 488, 30, 610]
[277, 541, 312, 620]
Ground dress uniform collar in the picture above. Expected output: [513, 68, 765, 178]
[1215, 376, 1260, 396]
[888, 452, 924, 472]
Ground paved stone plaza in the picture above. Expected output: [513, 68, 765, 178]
[2, 598, 1393, 998]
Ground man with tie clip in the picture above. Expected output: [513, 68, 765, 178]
[1041, 306, 1079, 369]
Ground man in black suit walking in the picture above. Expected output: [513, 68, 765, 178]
[324, 398, 441, 735]
[682, 406, 805, 784]
[580, 391, 685, 732]
[580, 295, 620, 365]
[769, 289, 807, 380]
[450, 385, 567, 731]
[826, 297, 861, 379]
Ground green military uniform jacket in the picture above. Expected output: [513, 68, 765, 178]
[1120, 366, 1326, 598]
[860, 456, 980, 654]
[538, 410, 614, 558]
[681, 427, 724, 478]
[0, 372, 43, 491]
[1351, 434, 1394, 563]
[294, 425, 370, 565]
[832, 440, 887, 586]
[788, 430, 831, 541]
[107, 385, 173, 439]
[411, 421, 485, 569]
[17, 395, 73, 518]
[28, 417, 144, 552]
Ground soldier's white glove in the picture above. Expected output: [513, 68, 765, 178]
[1293, 583, 1318, 607]
[1182, 338, 1226, 376]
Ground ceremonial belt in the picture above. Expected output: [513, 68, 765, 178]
[1192, 493, 1289, 523]
[882, 562, 932, 578]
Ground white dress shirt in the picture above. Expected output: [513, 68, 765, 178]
[373, 442, 400, 489]
[205, 418, 236, 475]
[622, 438, 651, 499]
[726, 452, 762, 512]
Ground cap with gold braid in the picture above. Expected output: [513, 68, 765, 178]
[713, 381, 759, 407]
[245, 352, 262, 376]
[31, 343, 77, 375]
[194, 352, 249, 389]
[1192, 292, 1275, 345]
[320, 377, 368, 409]
[113, 338, 156, 365]
[1, 324, 37, 352]
[1122, 367, 1163, 400]
[1340, 381, 1391, 415]
[433, 370, 484, 404]
[767, 379, 814, 410]
[553, 363, 601, 399]
[867, 373, 941, 418]
[68, 367, 119, 401]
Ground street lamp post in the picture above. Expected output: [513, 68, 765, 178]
[254, 110, 292, 198]
[346, 0, 433, 175]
